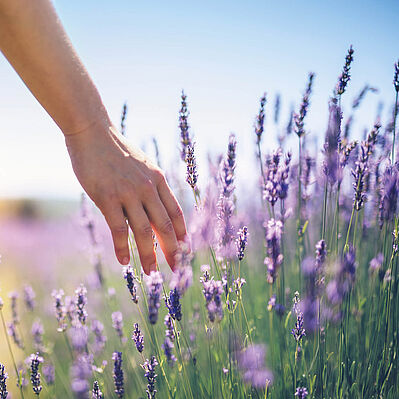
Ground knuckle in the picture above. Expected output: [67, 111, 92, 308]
[141, 180, 156, 197]
[160, 218, 174, 234]
[111, 224, 128, 236]
[138, 223, 153, 237]
[171, 204, 184, 220]
[153, 169, 166, 183]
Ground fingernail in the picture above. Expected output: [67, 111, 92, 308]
[121, 257, 129, 265]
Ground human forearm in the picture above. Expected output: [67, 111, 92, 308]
[0, 0, 108, 135]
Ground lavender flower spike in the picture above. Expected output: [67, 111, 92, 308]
[23, 285, 36, 311]
[264, 218, 284, 284]
[162, 337, 176, 366]
[294, 72, 315, 138]
[335, 45, 354, 96]
[42, 364, 55, 386]
[236, 226, 249, 261]
[185, 144, 198, 190]
[30, 353, 43, 396]
[146, 271, 163, 325]
[112, 311, 124, 338]
[112, 352, 124, 398]
[165, 288, 182, 321]
[394, 60, 399, 92]
[254, 93, 267, 145]
[0, 363, 8, 399]
[179, 90, 192, 161]
[132, 323, 144, 353]
[75, 284, 88, 325]
[142, 356, 158, 399]
[123, 266, 138, 304]
[92, 381, 104, 399]
[295, 387, 309, 398]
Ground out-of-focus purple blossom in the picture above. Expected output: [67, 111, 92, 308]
[179, 90, 192, 161]
[236, 226, 249, 261]
[339, 140, 358, 183]
[379, 164, 399, 228]
[267, 295, 285, 316]
[202, 278, 224, 323]
[29, 352, 43, 396]
[146, 271, 163, 325]
[294, 73, 315, 138]
[42, 364, 55, 386]
[165, 288, 182, 321]
[92, 381, 103, 399]
[217, 134, 237, 259]
[123, 266, 138, 304]
[274, 93, 281, 124]
[170, 241, 193, 295]
[91, 320, 107, 354]
[352, 85, 378, 109]
[23, 285, 36, 311]
[185, 144, 198, 190]
[162, 337, 176, 366]
[323, 99, 342, 185]
[69, 324, 89, 352]
[352, 124, 380, 211]
[64, 295, 75, 322]
[0, 363, 8, 399]
[264, 218, 284, 284]
[327, 246, 357, 306]
[369, 253, 383, 273]
[75, 284, 88, 325]
[335, 45, 354, 96]
[291, 292, 306, 344]
[132, 323, 144, 353]
[264, 149, 292, 206]
[286, 107, 294, 135]
[295, 386, 309, 398]
[8, 291, 19, 325]
[112, 311, 124, 339]
[71, 353, 93, 399]
[394, 60, 399, 92]
[7, 322, 24, 349]
[164, 314, 175, 341]
[112, 351, 124, 398]
[142, 356, 158, 399]
[31, 320, 44, 353]
[254, 94, 267, 145]
[237, 344, 273, 388]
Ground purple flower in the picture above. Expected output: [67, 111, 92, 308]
[291, 292, 306, 344]
[7, 322, 24, 349]
[179, 90, 192, 161]
[75, 284, 88, 325]
[0, 363, 8, 399]
[335, 45, 354, 96]
[142, 356, 158, 399]
[23, 285, 36, 311]
[92, 381, 103, 399]
[71, 353, 93, 399]
[132, 323, 144, 353]
[264, 218, 284, 284]
[369, 253, 383, 272]
[29, 353, 43, 396]
[165, 288, 182, 321]
[164, 314, 175, 341]
[146, 271, 163, 325]
[112, 311, 124, 338]
[352, 85, 378, 109]
[254, 93, 267, 145]
[112, 352, 124, 398]
[162, 337, 176, 366]
[8, 291, 19, 325]
[236, 226, 249, 261]
[185, 144, 198, 190]
[352, 124, 380, 211]
[379, 164, 398, 228]
[394, 60, 399, 92]
[294, 73, 315, 138]
[31, 320, 44, 353]
[237, 344, 273, 388]
[339, 140, 358, 182]
[295, 386, 309, 398]
[69, 324, 89, 352]
[91, 320, 107, 354]
[123, 266, 138, 304]
[202, 278, 224, 323]
[120, 102, 127, 136]
[42, 364, 54, 386]
[323, 99, 342, 185]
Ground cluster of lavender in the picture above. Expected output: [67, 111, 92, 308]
[112, 352, 124, 398]
[264, 219, 284, 284]
[178, 90, 192, 161]
[263, 148, 292, 206]
[0, 363, 8, 399]
[161, 315, 177, 366]
[132, 323, 144, 353]
[29, 353, 43, 396]
[254, 93, 267, 145]
[291, 292, 306, 348]
[236, 226, 249, 261]
[335, 45, 354, 96]
[142, 356, 158, 399]
[123, 266, 138, 304]
[185, 144, 198, 191]
[293, 72, 315, 138]
[201, 265, 224, 322]
[146, 271, 163, 325]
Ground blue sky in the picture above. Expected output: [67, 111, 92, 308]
[0, 0, 398, 199]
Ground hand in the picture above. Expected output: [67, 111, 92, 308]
[65, 118, 187, 274]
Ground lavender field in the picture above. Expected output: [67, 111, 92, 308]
[1, 48, 399, 399]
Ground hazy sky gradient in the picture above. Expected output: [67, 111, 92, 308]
[0, 0, 398, 199]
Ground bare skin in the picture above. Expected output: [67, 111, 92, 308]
[0, 0, 187, 273]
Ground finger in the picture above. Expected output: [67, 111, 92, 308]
[124, 202, 157, 275]
[157, 178, 187, 242]
[143, 192, 179, 270]
[102, 204, 130, 265]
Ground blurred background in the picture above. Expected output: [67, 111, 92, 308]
[0, 0, 398, 281]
